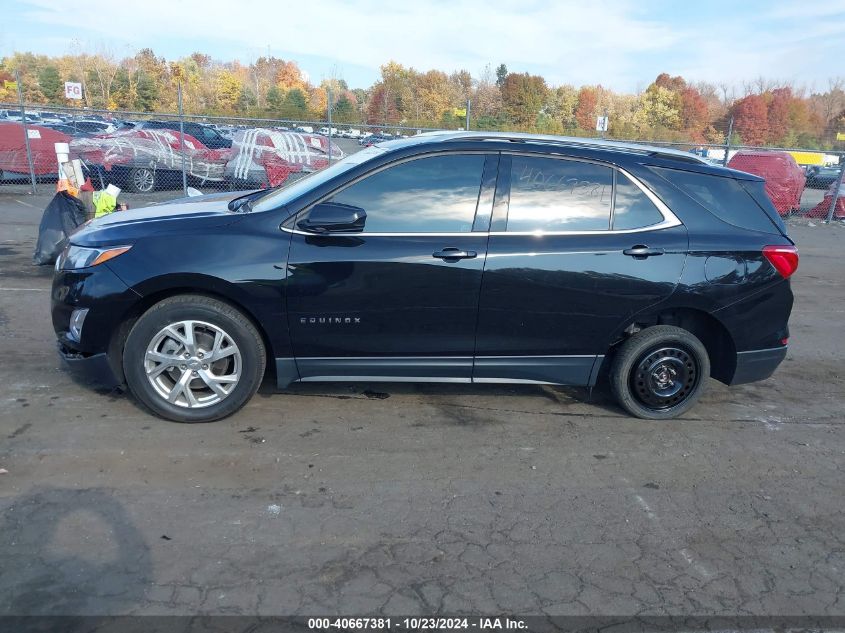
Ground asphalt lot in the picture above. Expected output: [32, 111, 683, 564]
[0, 189, 844, 618]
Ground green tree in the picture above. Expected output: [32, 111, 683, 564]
[495, 63, 508, 88]
[333, 95, 357, 123]
[265, 85, 284, 113]
[38, 65, 62, 103]
[135, 70, 158, 111]
[281, 88, 308, 119]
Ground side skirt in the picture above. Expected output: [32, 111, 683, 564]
[275, 355, 604, 389]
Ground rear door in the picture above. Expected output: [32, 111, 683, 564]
[474, 153, 688, 385]
[286, 152, 497, 381]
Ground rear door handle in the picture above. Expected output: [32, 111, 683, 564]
[433, 247, 477, 261]
[623, 245, 665, 259]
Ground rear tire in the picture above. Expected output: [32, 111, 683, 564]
[610, 325, 709, 420]
[126, 166, 156, 193]
[123, 295, 265, 423]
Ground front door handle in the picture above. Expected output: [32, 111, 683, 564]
[433, 247, 477, 261]
[623, 245, 665, 259]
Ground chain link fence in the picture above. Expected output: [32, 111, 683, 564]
[2, 98, 844, 223]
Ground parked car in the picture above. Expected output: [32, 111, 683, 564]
[71, 120, 117, 134]
[805, 165, 842, 189]
[727, 150, 806, 215]
[134, 120, 232, 149]
[0, 110, 41, 123]
[361, 133, 393, 146]
[294, 126, 314, 134]
[35, 111, 64, 125]
[40, 123, 86, 137]
[52, 131, 797, 423]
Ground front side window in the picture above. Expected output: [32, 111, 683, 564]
[326, 154, 485, 233]
[613, 172, 665, 230]
[506, 156, 613, 232]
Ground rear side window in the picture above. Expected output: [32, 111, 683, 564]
[652, 167, 781, 234]
[613, 173, 664, 230]
[506, 156, 612, 232]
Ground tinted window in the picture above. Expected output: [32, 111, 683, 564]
[613, 173, 664, 229]
[327, 154, 485, 233]
[506, 156, 612, 232]
[653, 167, 780, 234]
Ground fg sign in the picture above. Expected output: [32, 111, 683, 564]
[64, 82, 83, 100]
[595, 116, 609, 132]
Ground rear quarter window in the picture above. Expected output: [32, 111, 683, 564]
[651, 167, 782, 235]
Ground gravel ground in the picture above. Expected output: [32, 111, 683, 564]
[0, 190, 843, 619]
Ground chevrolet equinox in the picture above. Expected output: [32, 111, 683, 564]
[52, 132, 798, 422]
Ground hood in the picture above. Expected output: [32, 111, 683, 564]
[70, 190, 256, 246]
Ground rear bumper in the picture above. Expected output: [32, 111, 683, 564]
[57, 342, 123, 389]
[729, 346, 787, 385]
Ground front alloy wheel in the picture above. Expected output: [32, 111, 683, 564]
[123, 295, 265, 422]
[144, 320, 242, 408]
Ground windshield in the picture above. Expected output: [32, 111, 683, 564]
[251, 145, 388, 213]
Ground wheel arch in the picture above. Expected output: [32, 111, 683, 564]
[107, 280, 279, 386]
[601, 306, 737, 385]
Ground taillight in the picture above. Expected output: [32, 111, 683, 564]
[763, 245, 799, 279]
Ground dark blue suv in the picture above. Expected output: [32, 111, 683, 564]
[52, 132, 798, 423]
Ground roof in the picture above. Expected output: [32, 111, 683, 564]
[384, 130, 710, 164]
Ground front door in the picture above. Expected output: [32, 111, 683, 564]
[474, 153, 688, 385]
[286, 152, 496, 382]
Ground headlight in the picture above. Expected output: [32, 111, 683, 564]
[60, 245, 132, 270]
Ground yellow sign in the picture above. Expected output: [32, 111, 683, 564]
[837, 132, 845, 142]
[3, 80, 17, 91]
[788, 151, 825, 166]
[453, 107, 467, 117]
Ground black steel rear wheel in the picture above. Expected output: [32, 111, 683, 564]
[610, 326, 709, 420]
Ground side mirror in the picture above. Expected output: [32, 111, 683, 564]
[298, 202, 366, 233]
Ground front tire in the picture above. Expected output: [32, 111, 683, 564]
[610, 325, 709, 420]
[123, 295, 266, 423]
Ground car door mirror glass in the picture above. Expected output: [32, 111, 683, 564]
[298, 202, 367, 233]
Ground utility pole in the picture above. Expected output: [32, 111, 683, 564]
[465, 99, 471, 131]
[177, 82, 188, 196]
[15, 69, 37, 194]
[327, 88, 333, 164]
[723, 116, 734, 167]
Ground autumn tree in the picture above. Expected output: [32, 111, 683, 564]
[767, 87, 792, 144]
[679, 86, 708, 139]
[731, 94, 769, 145]
[367, 83, 400, 124]
[501, 72, 547, 127]
[575, 86, 598, 130]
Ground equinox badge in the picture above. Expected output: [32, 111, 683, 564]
[301, 316, 361, 325]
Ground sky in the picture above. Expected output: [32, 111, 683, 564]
[2, 0, 845, 93]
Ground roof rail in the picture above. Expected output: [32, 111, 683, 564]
[418, 131, 708, 164]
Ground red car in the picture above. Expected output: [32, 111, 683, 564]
[728, 150, 806, 216]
